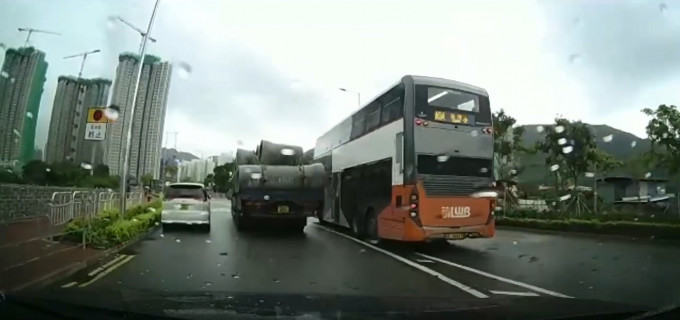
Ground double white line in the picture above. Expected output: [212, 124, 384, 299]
[61, 254, 136, 288]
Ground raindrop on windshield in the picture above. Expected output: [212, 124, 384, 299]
[204, 281, 213, 287]
[480, 168, 488, 173]
[80, 163, 93, 170]
[26, 112, 33, 119]
[0, 71, 8, 78]
[510, 169, 518, 176]
[45, 168, 51, 172]
[12, 129, 21, 137]
[662, 132, 669, 138]
[568, 54, 580, 64]
[281, 148, 295, 156]
[231, 273, 240, 279]
[186, 273, 193, 279]
[436, 155, 449, 162]
[470, 130, 478, 137]
[160, 233, 164, 238]
[562, 146, 573, 154]
[205, 239, 211, 244]
[106, 16, 118, 29]
[550, 164, 560, 172]
[10, 78, 15, 83]
[105, 105, 120, 121]
[558, 138, 567, 145]
[512, 241, 518, 245]
[175, 61, 192, 78]
[659, 2, 668, 13]
[536, 125, 544, 133]
[554, 125, 565, 133]
[273, 278, 280, 283]
[602, 134, 613, 143]
[585, 172, 595, 178]
[645, 172, 652, 178]
[559, 194, 572, 202]
[175, 238, 181, 243]
[237, 140, 244, 146]
[631, 141, 637, 148]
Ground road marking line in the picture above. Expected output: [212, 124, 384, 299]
[490, 290, 539, 297]
[315, 225, 488, 298]
[61, 281, 78, 288]
[88, 254, 128, 277]
[415, 253, 572, 298]
[79, 255, 135, 288]
[416, 259, 435, 263]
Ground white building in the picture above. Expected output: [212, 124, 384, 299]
[179, 158, 216, 183]
[106, 53, 172, 180]
[45, 76, 111, 164]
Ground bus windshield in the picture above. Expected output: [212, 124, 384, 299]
[415, 85, 491, 124]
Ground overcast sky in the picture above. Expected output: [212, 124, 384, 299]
[1, 0, 679, 158]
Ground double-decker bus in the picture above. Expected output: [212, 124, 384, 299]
[313, 75, 496, 242]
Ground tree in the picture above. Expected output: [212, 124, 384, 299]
[213, 162, 236, 193]
[93, 164, 109, 177]
[492, 109, 525, 180]
[165, 165, 178, 181]
[642, 105, 680, 175]
[140, 173, 154, 187]
[22, 160, 49, 185]
[204, 173, 215, 186]
[0, 168, 23, 184]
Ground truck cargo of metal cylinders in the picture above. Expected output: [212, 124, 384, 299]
[231, 140, 326, 232]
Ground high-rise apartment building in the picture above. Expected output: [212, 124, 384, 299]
[45, 76, 111, 164]
[106, 53, 172, 180]
[0, 47, 48, 166]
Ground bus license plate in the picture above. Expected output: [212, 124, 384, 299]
[277, 205, 289, 214]
[445, 233, 465, 240]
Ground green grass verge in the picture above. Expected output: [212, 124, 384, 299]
[496, 216, 680, 239]
[62, 200, 163, 249]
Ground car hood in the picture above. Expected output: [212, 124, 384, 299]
[5, 289, 649, 320]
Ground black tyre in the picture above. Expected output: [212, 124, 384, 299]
[235, 215, 249, 232]
[203, 223, 211, 232]
[295, 218, 307, 234]
[365, 209, 379, 243]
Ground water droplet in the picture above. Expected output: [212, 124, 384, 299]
[662, 132, 669, 138]
[175, 61, 192, 78]
[273, 278, 280, 283]
[480, 167, 488, 173]
[436, 155, 449, 162]
[154, 221, 159, 226]
[659, 3, 668, 13]
[231, 273, 240, 279]
[631, 141, 637, 148]
[80, 162, 93, 170]
[105, 105, 120, 121]
[634, 217, 639, 222]
[568, 54, 580, 64]
[160, 233, 165, 238]
[204, 281, 213, 286]
[359, 249, 366, 253]
[175, 238, 181, 243]
[554, 125, 565, 133]
[550, 164, 560, 172]
[470, 130, 478, 137]
[45, 168, 51, 172]
[562, 146, 573, 154]
[12, 129, 21, 137]
[219, 252, 228, 256]
[557, 138, 567, 145]
[536, 125, 544, 133]
[645, 172, 652, 178]
[0, 71, 8, 78]
[237, 140, 243, 146]
[220, 273, 226, 276]
[140, 272, 145, 276]
[26, 112, 33, 119]
[602, 134, 613, 143]
[186, 273, 193, 279]
[227, 296, 234, 299]
[512, 241, 518, 245]
[651, 214, 656, 218]
[106, 16, 118, 29]
[10, 78, 15, 83]
[588, 286, 594, 290]
[510, 169, 518, 175]
[559, 194, 572, 201]
[205, 239, 211, 243]
[585, 172, 595, 178]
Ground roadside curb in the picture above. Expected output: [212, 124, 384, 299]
[12, 225, 160, 292]
[496, 225, 680, 245]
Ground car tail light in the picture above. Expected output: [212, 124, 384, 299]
[482, 127, 493, 135]
[415, 119, 423, 126]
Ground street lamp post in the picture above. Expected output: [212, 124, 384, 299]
[118, 0, 161, 212]
[339, 88, 361, 107]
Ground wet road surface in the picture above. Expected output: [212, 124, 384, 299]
[30, 199, 680, 310]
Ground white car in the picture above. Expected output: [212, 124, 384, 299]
[162, 183, 211, 231]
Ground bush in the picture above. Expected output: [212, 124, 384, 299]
[496, 217, 680, 239]
[62, 202, 161, 249]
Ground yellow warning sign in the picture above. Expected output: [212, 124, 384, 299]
[87, 108, 109, 123]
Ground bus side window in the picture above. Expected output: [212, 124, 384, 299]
[380, 85, 404, 125]
[365, 102, 381, 132]
[350, 111, 366, 139]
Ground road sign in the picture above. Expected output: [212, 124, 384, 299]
[87, 107, 109, 123]
[84, 123, 107, 141]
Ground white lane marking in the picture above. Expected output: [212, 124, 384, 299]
[79, 255, 135, 287]
[415, 253, 572, 298]
[88, 254, 127, 277]
[416, 259, 435, 264]
[490, 290, 539, 297]
[61, 281, 78, 288]
[315, 225, 488, 298]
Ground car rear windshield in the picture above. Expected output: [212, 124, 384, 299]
[166, 185, 205, 199]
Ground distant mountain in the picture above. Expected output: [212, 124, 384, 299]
[516, 124, 657, 185]
[161, 148, 199, 162]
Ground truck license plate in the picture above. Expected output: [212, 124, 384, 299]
[277, 205, 289, 214]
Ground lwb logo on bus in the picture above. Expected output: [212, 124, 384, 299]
[434, 111, 469, 124]
[441, 206, 471, 218]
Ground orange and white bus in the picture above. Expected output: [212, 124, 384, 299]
[313, 75, 497, 242]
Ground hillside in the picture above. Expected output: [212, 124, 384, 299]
[516, 124, 658, 185]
